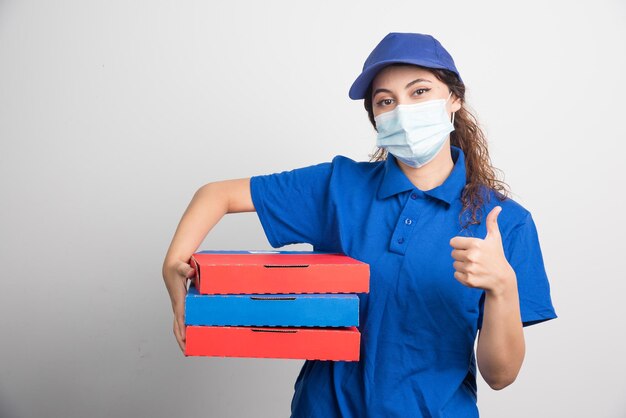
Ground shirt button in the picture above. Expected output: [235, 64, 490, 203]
[397, 237, 405, 244]
[404, 218, 412, 225]
[410, 193, 417, 200]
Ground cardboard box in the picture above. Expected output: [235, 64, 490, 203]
[185, 284, 360, 327]
[189, 250, 370, 295]
[185, 325, 361, 361]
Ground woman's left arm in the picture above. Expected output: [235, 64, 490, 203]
[475, 271, 525, 390]
[450, 206, 525, 390]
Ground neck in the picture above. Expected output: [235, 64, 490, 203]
[396, 140, 454, 191]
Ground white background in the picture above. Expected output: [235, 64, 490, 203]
[1, 1, 625, 417]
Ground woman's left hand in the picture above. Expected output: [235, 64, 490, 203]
[449, 206, 517, 295]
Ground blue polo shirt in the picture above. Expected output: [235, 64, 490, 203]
[249, 145, 557, 418]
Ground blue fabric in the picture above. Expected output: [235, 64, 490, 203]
[249, 145, 557, 418]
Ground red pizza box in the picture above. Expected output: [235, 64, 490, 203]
[190, 250, 369, 295]
[185, 325, 361, 361]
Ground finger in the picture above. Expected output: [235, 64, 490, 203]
[454, 270, 481, 288]
[450, 236, 480, 250]
[176, 262, 196, 280]
[453, 270, 468, 284]
[174, 298, 186, 342]
[173, 317, 186, 353]
[172, 288, 187, 353]
[177, 313, 186, 342]
[450, 248, 470, 261]
[453, 260, 470, 273]
[485, 206, 502, 240]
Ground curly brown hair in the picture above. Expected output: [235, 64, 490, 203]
[363, 64, 511, 230]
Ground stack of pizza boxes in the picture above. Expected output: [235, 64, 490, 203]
[184, 250, 370, 361]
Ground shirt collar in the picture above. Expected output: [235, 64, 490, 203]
[377, 145, 467, 205]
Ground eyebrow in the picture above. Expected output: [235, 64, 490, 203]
[372, 78, 432, 98]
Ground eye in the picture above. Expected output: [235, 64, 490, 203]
[413, 88, 430, 96]
[375, 98, 395, 107]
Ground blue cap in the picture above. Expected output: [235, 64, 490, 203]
[349, 32, 462, 100]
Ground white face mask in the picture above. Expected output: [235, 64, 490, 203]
[374, 92, 455, 168]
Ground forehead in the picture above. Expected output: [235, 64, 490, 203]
[371, 65, 438, 89]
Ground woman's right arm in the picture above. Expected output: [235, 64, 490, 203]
[162, 178, 255, 353]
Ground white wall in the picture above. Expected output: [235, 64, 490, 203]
[1, 1, 624, 417]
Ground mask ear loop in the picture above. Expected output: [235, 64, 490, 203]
[447, 91, 455, 125]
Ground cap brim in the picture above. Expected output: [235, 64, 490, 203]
[348, 58, 455, 100]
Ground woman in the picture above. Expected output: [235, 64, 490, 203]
[162, 32, 557, 417]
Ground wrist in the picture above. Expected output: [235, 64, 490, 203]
[162, 259, 178, 281]
[485, 267, 517, 299]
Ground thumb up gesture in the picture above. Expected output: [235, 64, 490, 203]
[449, 206, 517, 295]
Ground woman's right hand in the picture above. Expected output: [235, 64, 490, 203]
[161, 178, 254, 353]
[163, 259, 196, 353]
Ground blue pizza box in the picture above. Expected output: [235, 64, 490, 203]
[185, 285, 360, 327]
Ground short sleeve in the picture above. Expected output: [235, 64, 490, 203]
[249, 160, 337, 249]
[478, 212, 558, 328]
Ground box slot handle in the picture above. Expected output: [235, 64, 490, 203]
[251, 328, 298, 333]
[263, 264, 309, 268]
[250, 296, 296, 301]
